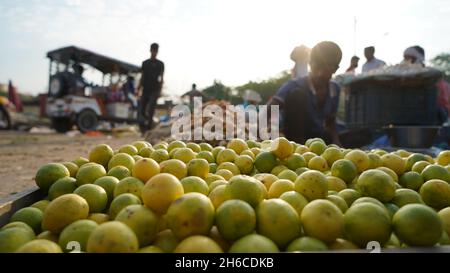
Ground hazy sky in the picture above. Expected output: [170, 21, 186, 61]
[1, 0, 449, 96]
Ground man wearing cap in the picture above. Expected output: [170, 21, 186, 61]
[137, 43, 165, 133]
[362, 46, 386, 73]
[267, 41, 343, 145]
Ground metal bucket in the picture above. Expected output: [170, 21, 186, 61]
[384, 125, 440, 149]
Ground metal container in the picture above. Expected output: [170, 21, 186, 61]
[384, 125, 440, 149]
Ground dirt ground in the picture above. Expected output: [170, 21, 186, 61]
[0, 130, 143, 198]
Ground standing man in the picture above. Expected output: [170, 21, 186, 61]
[267, 41, 343, 145]
[362, 46, 386, 73]
[137, 43, 164, 133]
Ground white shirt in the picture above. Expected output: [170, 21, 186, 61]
[362, 58, 386, 73]
[294, 61, 309, 78]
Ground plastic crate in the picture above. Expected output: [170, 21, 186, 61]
[345, 82, 439, 129]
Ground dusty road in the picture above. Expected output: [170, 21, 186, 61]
[0, 130, 142, 198]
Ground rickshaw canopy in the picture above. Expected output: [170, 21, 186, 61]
[47, 45, 140, 75]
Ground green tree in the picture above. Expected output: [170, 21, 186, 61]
[235, 71, 291, 103]
[430, 53, 450, 82]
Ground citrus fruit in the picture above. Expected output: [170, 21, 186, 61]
[31, 200, 50, 213]
[405, 153, 429, 171]
[73, 157, 89, 167]
[301, 199, 344, 243]
[159, 159, 187, 180]
[419, 179, 450, 210]
[256, 199, 301, 248]
[10, 207, 43, 234]
[87, 213, 110, 224]
[16, 239, 62, 253]
[279, 191, 309, 217]
[138, 146, 154, 158]
[234, 155, 254, 175]
[208, 185, 230, 209]
[216, 199, 256, 241]
[86, 221, 139, 253]
[180, 176, 209, 195]
[381, 153, 406, 176]
[322, 147, 343, 167]
[108, 193, 142, 219]
[228, 234, 279, 253]
[227, 138, 249, 154]
[187, 158, 210, 179]
[344, 150, 370, 173]
[108, 153, 135, 172]
[48, 177, 77, 200]
[132, 158, 160, 182]
[326, 176, 346, 192]
[270, 137, 293, 159]
[141, 173, 184, 215]
[294, 170, 328, 201]
[113, 177, 144, 199]
[75, 163, 106, 186]
[166, 192, 215, 239]
[174, 235, 223, 253]
[88, 144, 114, 168]
[393, 204, 443, 247]
[58, 219, 98, 252]
[326, 195, 349, 213]
[74, 184, 108, 213]
[268, 179, 295, 198]
[437, 150, 450, 166]
[344, 203, 391, 247]
[438, 207, 450, 236]
[0, 227, 35, 253]
[308, 156, 328, 172]
[216, 148, 238, 165]
[331, 159, 357, 184]
[42, 194, 89, 234]
[107, 165, 131, 180]
[399, 171, 424, 191]
[35, 163, 70, 193]
[61, 162, 79, 177]
[285, 154, 306, 171]
[94, 176, 119, 203]
[150, 149, 169, 163]
[227, 175, 264, 207]
[411, 161, 431, 173]
[309, 141, 326, 155]
[196, 151, 215, 163]
[173, 148, 196, 164]
[357, 169, 396, 202]
[119, 144, 139, 156]
[286, 237, 328, 252]
[277, 169, 297, 182]
[421, 164, 450, 183]
[254, 151, 278, 173]
[115, 205, 159, 247]
[392, 189, 423, 208]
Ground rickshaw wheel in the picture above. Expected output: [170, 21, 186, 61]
[0, 105, 11, 130]
[51, 117, 72, 133]
[76, 109, 98, 133]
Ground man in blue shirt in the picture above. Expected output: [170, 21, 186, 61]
[267, 41, 342, 145]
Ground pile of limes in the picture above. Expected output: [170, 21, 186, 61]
[1, 138, 450, 253]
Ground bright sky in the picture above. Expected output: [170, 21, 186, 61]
[1, 0, 449, 96]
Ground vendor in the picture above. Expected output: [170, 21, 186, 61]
[403, 45, 450, 123]
[267, 41, 343, 145]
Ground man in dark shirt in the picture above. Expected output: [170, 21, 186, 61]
[267, 41, 342, 145]
[137, 43, 165, 133]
